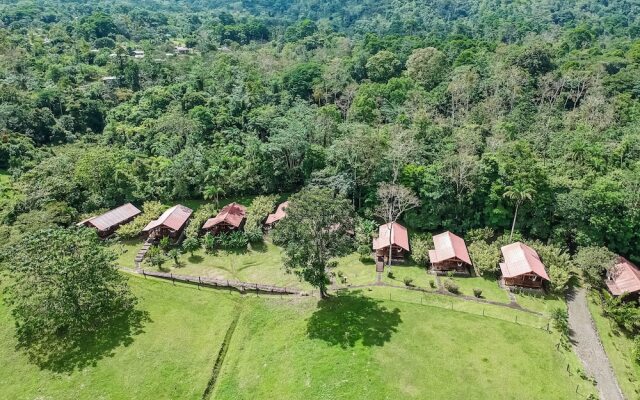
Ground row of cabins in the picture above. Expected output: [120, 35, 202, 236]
[371, 223, 549, 290]
[81, 202, 640, 295]
[79, 201, 290, 240]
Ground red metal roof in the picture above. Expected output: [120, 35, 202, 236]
[202, 202, 247, 229]
[265, 201, 289, 225]
[78, 203, 141, 232]
[372, 222, 410, 252]
[429, 231, 472, 265]
[606, 257, 640, 296]
[499, 242, 549, 281]
[143, 204, 193, 232]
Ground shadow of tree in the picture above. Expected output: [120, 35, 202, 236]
[249, 241, 268, 253]
[16, 308, 150, 374]
[306, 290, 402, 348]
[188, 254, 204, 264]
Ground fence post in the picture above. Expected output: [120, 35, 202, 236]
[255, 283, 259, 296]
[515, 315, 518, 324]
[171, 273, 175, 285]
[198, 276, 201, 290]
[143, 269, 146, 278]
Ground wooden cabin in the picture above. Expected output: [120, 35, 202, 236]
[202, 202, 247, 235]
[264, 201, 288, 230]
[606, 257, 640, 299]
[77, 203, 141, 238]
[372, 222, 410, 264]
[499, 242, 549, 289]
[143, 204, 193, 240]
[429, 231, 473, 273]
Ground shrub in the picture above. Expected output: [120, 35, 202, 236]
[387, 271, 395, 279]
[185, 203, 218, 239]
[468, 240, 501, 276]
[403, 277, 414, 287]
[145, 245, 166, 268]
[466, 227, 494, 243]
[410, 233, 432, 267]
[244, 195, 278, 242]
[357, 244, 371, 260]
[473, 288, 482, 298]
[574, 246, 616, 287]
[354, 217, 376, 248]
[429, 279, 436, 289]
[182, 237, 200, 256]
[551, 307, 570, 338]
[116, 201, 164, 239]
[158, 236, 170, 253]
[444, 279, 459, 294]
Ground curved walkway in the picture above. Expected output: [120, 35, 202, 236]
[567, 288, 624, 400]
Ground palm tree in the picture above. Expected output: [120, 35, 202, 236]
[203, 185, 225, 206]
[503, 183, 536, 241]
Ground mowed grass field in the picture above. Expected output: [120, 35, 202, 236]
[0, 275, 239, 400]
[213, 289, 595, 399]
[0, 275, 595, 399]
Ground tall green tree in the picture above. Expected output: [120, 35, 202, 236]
[273, 188, 354, 298]
[503, 182, 536, 241]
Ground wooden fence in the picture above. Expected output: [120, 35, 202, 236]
[138, 268, 302, 295]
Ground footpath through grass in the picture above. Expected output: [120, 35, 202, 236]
[213, 289, 596, 400]
[588, 294, 640, 399]
[0, 275, 239, 400]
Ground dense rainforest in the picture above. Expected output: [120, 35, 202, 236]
[1, 0, 640, 263]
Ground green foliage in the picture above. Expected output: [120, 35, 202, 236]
[406, 47, 447, 89]
[444, 279, 460, 294]
[116, 201, 164, 239]
[158, 236, 170, 253]
[357, 244, 371, 261]
[366, 50, 400, 82]
[203, 231, 249, 251]
[468, 240, 501, 276]
[245, 195, 278, 242]
[273, 188, 354, 297]
[410, 233, 433, 267]
[403, 277, 414, 287]
[535, 242, 575, 294]
[182, 237, 200, 256]
[185, 203, 218, 239]
[574, 246, 617, 287]
[145, 246, 166, 268]
[283, 63, 322, 99]
[551, 307, 570, 345]
[473, 288, 483, 298]
[0, 228, 137, 357]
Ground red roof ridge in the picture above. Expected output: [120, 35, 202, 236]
[430, 231, 472, 265]
[372, 222, 410, 252]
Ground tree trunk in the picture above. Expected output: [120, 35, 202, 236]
[387, 223, 393, 271]
[510, 202, 520, 242]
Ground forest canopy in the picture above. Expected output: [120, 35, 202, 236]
[0, 0, 639, 261]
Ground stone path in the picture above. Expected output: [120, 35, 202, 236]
[567, 288, 624, 400]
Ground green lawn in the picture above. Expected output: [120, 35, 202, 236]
[0, 275, 240, 400]
[588, 293, 640, 399]
[125, 239, 313, 291]
[333, 254, 437, 289]
[514, 291, 566, 316]
[446, 275, 511, 303]
[213, 288, 595, 399]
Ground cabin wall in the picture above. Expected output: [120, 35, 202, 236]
[503, 274, 544, 288]
[431, 259, 470, 273]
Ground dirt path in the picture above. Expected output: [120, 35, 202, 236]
[567, 288, 624, 400]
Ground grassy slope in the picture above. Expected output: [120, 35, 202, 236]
[0, 275, 239, 400]
[214, 290, 595, 399]
[588, 295, 640, 399]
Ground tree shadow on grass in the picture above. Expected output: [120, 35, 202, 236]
[307, 290, 402, 348]
[16, 308, 151, 374]
[188, 254, 204, 264]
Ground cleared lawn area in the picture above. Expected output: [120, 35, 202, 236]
[213, 289, 595, 399]
[0, 275, 239, 400]
[514, 291, 566, 316]
[588, 294, 640, 399]
[129, 239, 314, 291]
[446, 275, 510, 303]
[333, 254, 436, 289]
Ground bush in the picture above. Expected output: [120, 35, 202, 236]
[403, 277, 414, 287]
[387, 271, 395, 279]
[466, 227, 494, 243]
[357, 244, 371, 260]
[410, 233, 432, 267]
[444, 279, 459, 294]
[473, 288, 482, 298]
[244, 195, 278, 242]
[203, 231, 249, 251]
[116, 201, 164, 239]
[429, 279, 436, 289]
[145, 245, 166, 268]
[468, 240, 501, 276]
[182, 237, 200, 256]
[354, 217, 376, 248]
[185, 203, 218, 239]
[551, 307, 570, 345]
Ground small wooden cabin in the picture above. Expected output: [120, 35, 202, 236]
[143, 204, 193, 240]
[372, 222, 410, 264]
[606, 257, 640, 299]
[264, 201, 289, 230]
[499, 242, 549, 289]
[77, 203, 141, 238]
[429, 231, 472, 273]
[202, 202, 247, 235]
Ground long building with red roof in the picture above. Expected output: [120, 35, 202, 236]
[606, 257, 640, 297]
[429, 231, 472, 273]
[78, 203, 141, 238]
[499, 242, 549, 288]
